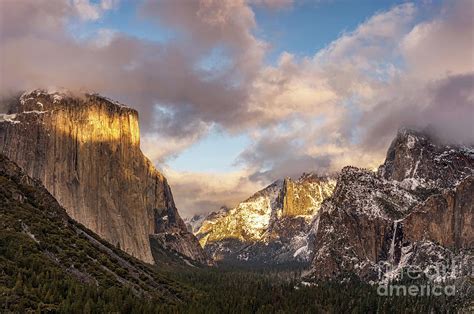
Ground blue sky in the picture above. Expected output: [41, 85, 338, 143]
[254, 0, 407, 63]
[72, 0, 415, 174]
[4, 0, 471, 214]
[170, 126, 251, 172]
[166, 0, 409, 173]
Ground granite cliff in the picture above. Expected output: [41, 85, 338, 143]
[0, 89, 207, 265]
[306, 129, 473, 282]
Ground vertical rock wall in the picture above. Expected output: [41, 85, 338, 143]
[0, 90, 206, 264]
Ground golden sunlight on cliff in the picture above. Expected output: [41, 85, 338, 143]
[53, 107, 140, 146]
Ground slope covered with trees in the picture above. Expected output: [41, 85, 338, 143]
[0, 154, 192, 312]
[0, 152, 469, 312]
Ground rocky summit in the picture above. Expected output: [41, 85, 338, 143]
[191, 173, 336, 265]
[305, 129, 473, 283]
[0, 90, 207, 265]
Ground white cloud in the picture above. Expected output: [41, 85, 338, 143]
[91, 28, 117, 47]
[100, 0, 118, 10]
[1, 0, 472, 215]
[72, 0, 116, 21]
[249, 0, 294, 9]
[163, 167, 263, 217]
[401, 0, 473, 80]
[141, 129, 208, 164]
[236, 0, 473, 185]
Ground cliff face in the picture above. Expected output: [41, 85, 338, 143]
[403, 176, 474, 251]
[379, 128, 473, 189]
[306, 129, 474, 282]
[0, 90, 207, 265]
[279, 173, 335, 218]
[193, 174, 336, 264]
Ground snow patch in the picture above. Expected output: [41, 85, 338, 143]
[23, 110, 48, 114]
[293, 245, 309, 258]
[0, 113, 19, 124]
[406, 134, 416, 149]
[21, 222, 39, 244]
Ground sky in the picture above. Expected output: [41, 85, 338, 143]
[1, 0, 473, 217]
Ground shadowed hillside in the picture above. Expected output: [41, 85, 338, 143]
[0, 154, 193, 312]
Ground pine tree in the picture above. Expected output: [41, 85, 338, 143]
[13, 273, 23, 293]
[84, 299, 93, 314]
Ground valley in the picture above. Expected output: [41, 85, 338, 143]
[0, 90, 472, 312]
[2, 1, 473, 312]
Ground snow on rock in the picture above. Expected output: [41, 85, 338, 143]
[0, 113, 19, 124]
[194, 174, 336, 264]
[305, 129, 474, 284]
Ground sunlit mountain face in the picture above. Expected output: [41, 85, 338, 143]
[1, 0, 473, 312]
[189, 174, 336, 264]
[0, 89, 208, 265]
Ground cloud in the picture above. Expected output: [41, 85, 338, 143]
[233, 3, 418, 181]
[361, 73, 474, 150]
[249, 0, 294, 9]
[0, 0, 71, 39]
[100, 0, 119, 11]
[401, 0, 473, 80]
[1, 0, 472, 214]
[141, 127, 209, 164]
[139, 0, 266, 86]
[0, 0, 265, 156]
[91, 28, 117, 47]
[73, 0, 117, 21]
[236, 1, 473, 183]
[162, 168, 262, 217]
[359, 0, 474, 150]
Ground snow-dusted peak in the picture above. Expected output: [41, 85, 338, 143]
[193, 172, 336, 264]
[306, 129, 474, 284]
[19, 88, 71, 107]
[323, 166, 421, 220]
[378, 128, 474, 190]
[184, 206, 231, 234]
[17, 89, 135, 114]
[245, 179, 283, 203]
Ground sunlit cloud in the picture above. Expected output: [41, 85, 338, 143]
[1, 0, 472, 214]
[162, 167, 263, 217]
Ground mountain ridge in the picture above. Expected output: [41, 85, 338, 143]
[305, 129, 474, 283]
[190, 172, 336, 264]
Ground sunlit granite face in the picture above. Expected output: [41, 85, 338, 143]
[0, 90, 207, 265]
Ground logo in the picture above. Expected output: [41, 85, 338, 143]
[375, 259, 472, 297]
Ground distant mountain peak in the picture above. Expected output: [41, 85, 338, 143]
[379, 127, 474, 189]
[192, 173, 336, 264]
[306, 128, 474, 283]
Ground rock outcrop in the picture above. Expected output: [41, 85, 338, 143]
[403, 176, 474, 252]
[193, 173, 336, 265]
[0, 89, 207, 265]
[306, 129, 474, 282]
